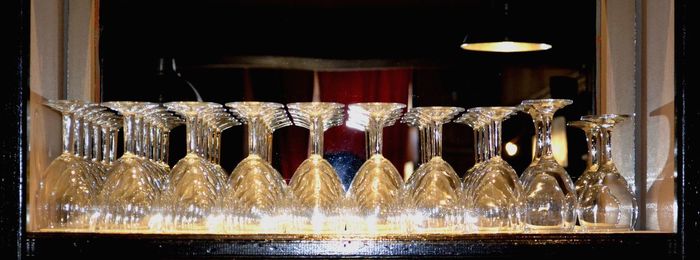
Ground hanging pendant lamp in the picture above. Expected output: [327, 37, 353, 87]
[460, 2, 552, 53]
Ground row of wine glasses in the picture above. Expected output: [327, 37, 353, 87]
[37, 100, 121, 229]
[96, 101, 185, 231]
[570, 114, 638, 231]
[37, 99, 637, 234]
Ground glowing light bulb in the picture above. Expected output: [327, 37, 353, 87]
[505, 141, 518, 156]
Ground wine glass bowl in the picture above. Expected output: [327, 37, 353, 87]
[567, 121, 600, 200]
[287, 102, 346, 234]
[219, 102, 289, 234]
[577, 114, 637, 231]
[96, 101, 162, 232]
[161, 102, 230, 232]
[36, 100, 100, 230]
[460, 107, 523, 233]
[403, 106, 464, 234]
[519, 99, 577, 232]
[345, 102, 406, 234]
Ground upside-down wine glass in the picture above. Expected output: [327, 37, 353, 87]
[36, 100, 99, 230]
[460, 107, 523, 232]
[577, 114, 638, 231]
[162, 102, 229, 232]
[218, 102, 290, 234]
[519, 99, 577, 232]
[403, 106, 464, 234]
[567, 121, 600, 200]
[287, 102, 346, 234]
[345, 102, 406, 235]
[97, 101, 161, 232]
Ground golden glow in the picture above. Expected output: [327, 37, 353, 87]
[505, 142, 518, 156]
[403, 161, 414, 181]
[552, 117, 568, 167]
[461, 41, 552, 53]
[530, 116, 568, 166]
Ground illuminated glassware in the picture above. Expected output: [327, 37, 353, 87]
[36, 100, 100, 230]
[77, 106, 111, 185]
[519, 99, 576, 232]
[200, 109, 238, 181]
[578, 114, 638, 231]
[459, 107, 523, 232]
[345, 102, 406, 234]
[401, 111, 430, 167]
[88, 112, 119, 177]
[287, 102, 346, 234]
[96, 114, 122, 173]
[219, 102, 290, 234]
[97, 101, 162, 231]
[454, 111, 487, 200]
[162, 102, 230, 232]
[403, 106, 464, 234]
[567, 121, 601, 199]
[150, 112, 184, 173]
[132, 107, 172, 190]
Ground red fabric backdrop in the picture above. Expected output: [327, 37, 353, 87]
[276, 69, 412, 181]
[319, 69, 411, 174]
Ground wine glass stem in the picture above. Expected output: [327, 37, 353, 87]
[146, 122, 153, 159]
[266, 132, 273, 163]
[185, 114, 198, 155]
[215, 131, 222, 164]
[123, 114, 137, 154]
[199, 120, 207, 158]
[586, 127, 600, 168]
[480, 127, 486, 162]
[419, 127, 427, 164]
[600, 127, 614, 165]
[247, 117, 264, 157]
[83, 120, 92, 160]
[109, 129, 118, 163]
[61, 113, 73, 154]
[162, 131, 170, 164]
[202, 126, 209, 159]
[532, 114, 544, 161]
[211, 129, 217, 162]
[101, 127, 109, 164]
[482, 122, 492, 160]
[424, 124, 434, 159]
[73, 114, 82, 157]
[539, 113, 554, 158]
[148, 123, 155, 160]
[153, 127, 161, 162]
[207, 128, 214, 162]
[134, 116, 143, 156]
[155, 127, 161, 161]
[430, 122, 442, 158]
[309, 116, 324, 156]
[93, 125, 101, 162]
[207, 129, 214, 163]
[473, 127, 481, 163]
[491, 119, 503, 158]
[367, 119, 383, 156]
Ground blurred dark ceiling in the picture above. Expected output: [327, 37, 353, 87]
[99, 0, 596, 176]
[100, 0, 595, 69]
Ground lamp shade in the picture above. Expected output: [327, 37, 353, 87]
[460, 40, 552, 53]
[460, 2, 552, 53]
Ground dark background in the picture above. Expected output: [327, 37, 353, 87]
[99, 0, 596, 183]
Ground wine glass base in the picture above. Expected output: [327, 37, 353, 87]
[524, 224, 575, 233]
[579, 222, 632, 232]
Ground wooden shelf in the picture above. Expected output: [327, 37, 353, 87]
[25, 232, 678, 257]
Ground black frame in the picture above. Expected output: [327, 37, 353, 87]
[3, 0, 696, 258]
